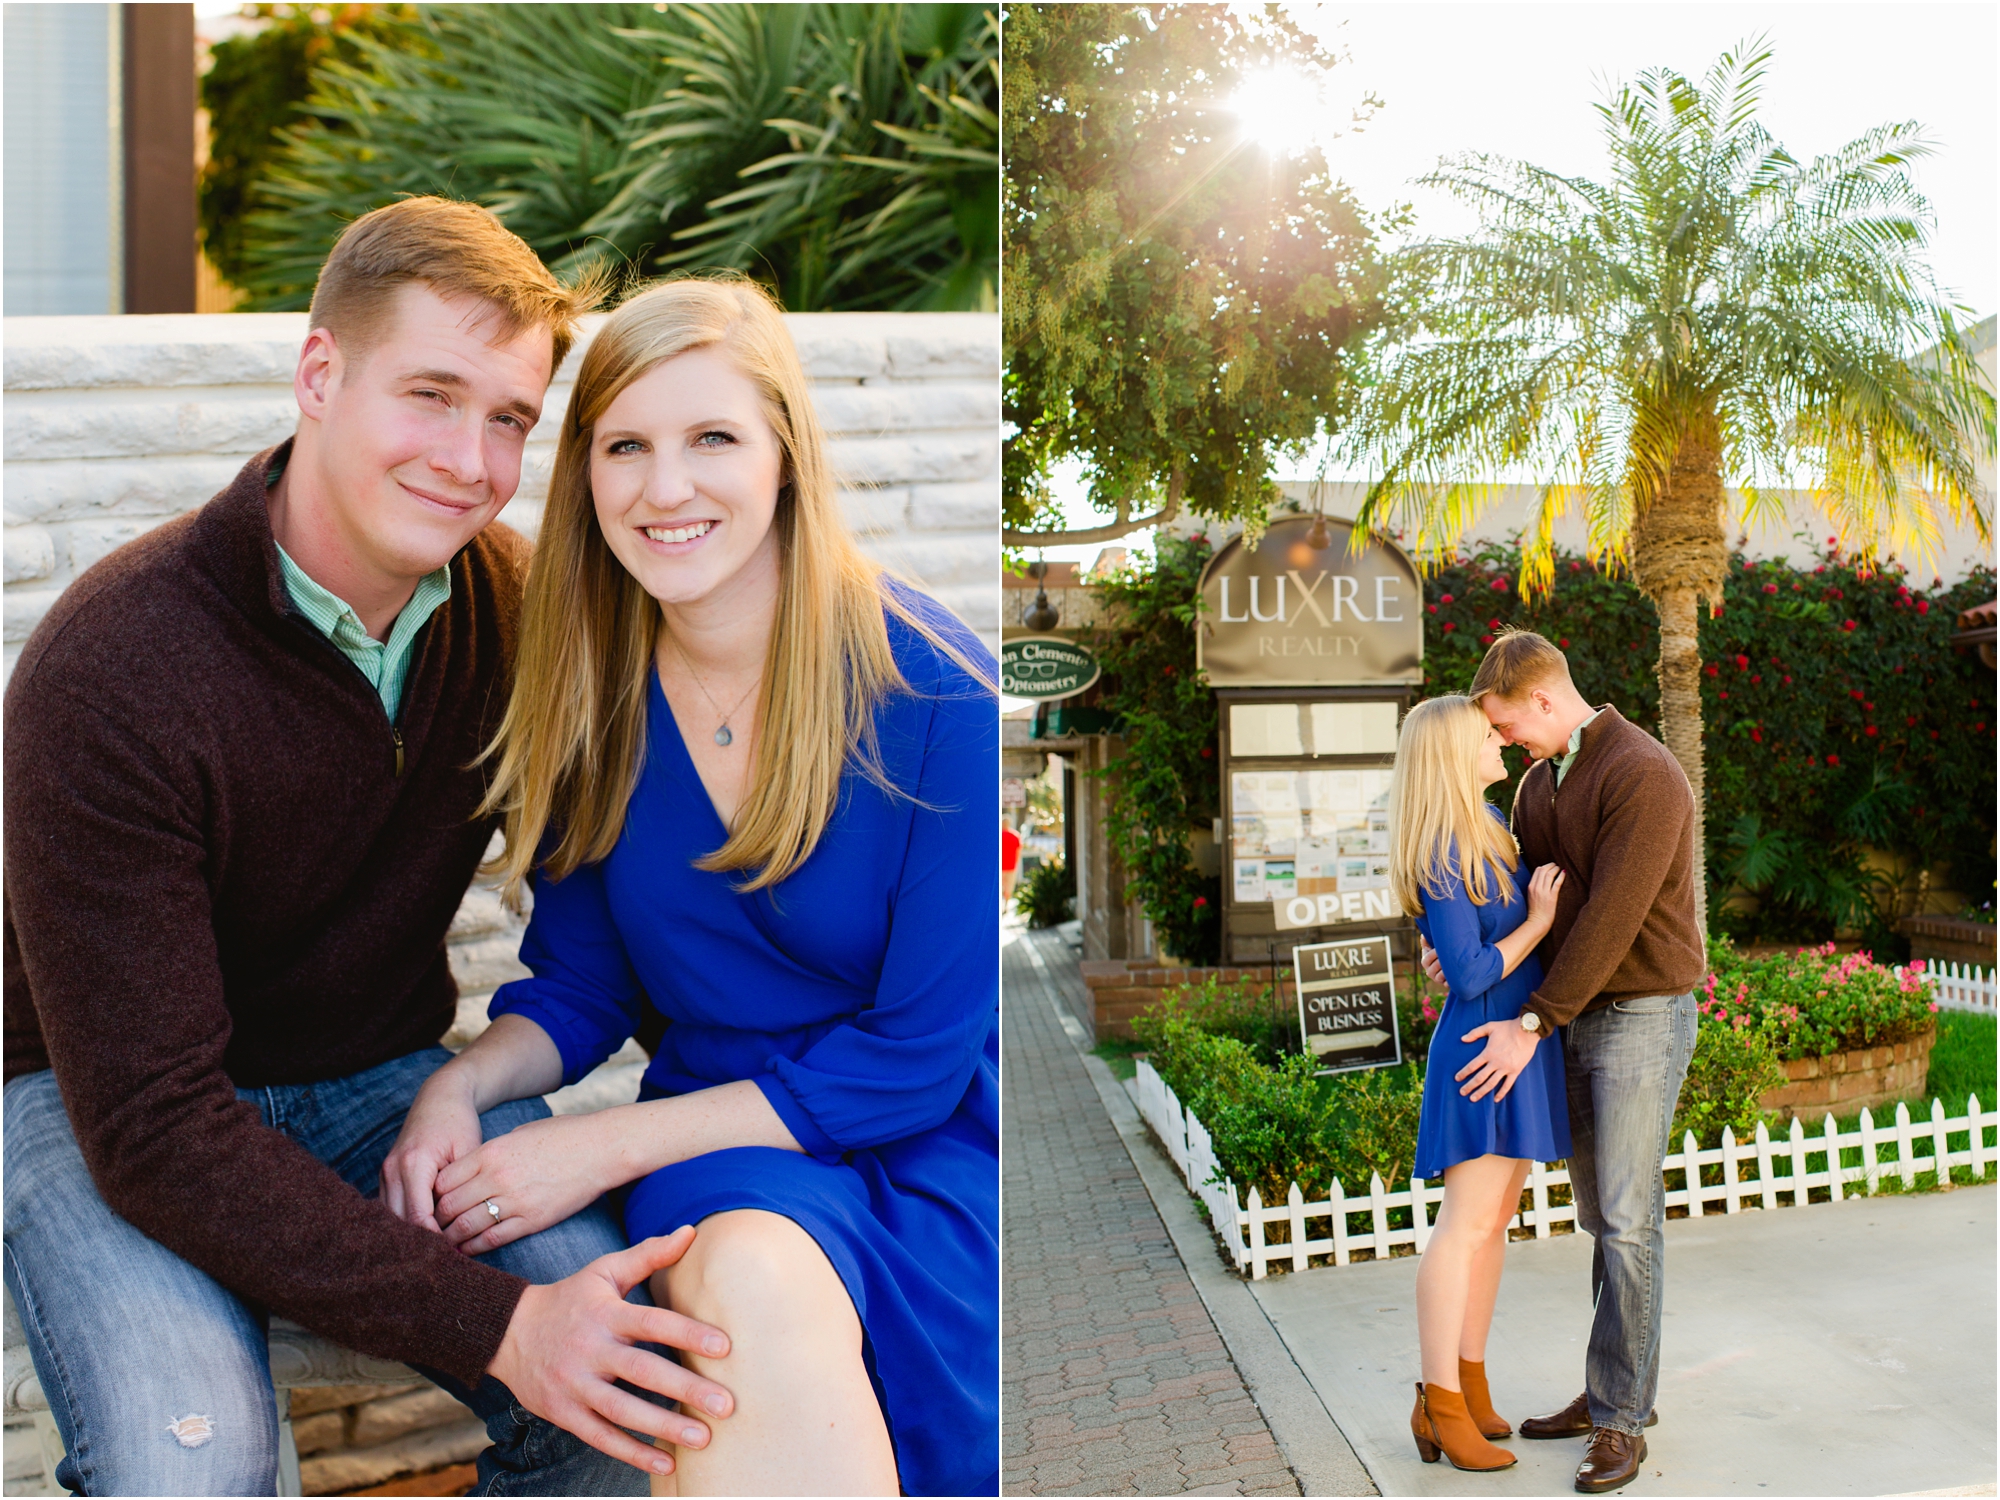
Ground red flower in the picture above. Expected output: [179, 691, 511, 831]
[1916, 600, 1929, 615]
[1490, 618, 1503, 630]
[1558, 638, 1570, 648]
[1570, 561, 1583, 572]
[1906, 716, 1919, 727]
[1842, 620, 1857, 631]
[1193, 896, 1208, 908]
[1783, 675, 1792, 685]
[1850, 689, 1865, 700]
[1162, 664, 1175, 675]
[1481, 633, 1496, 645]
[1864, 725, 1878, 736]
[1199, 747, 1214, 759]
[1719, 690, 1729, 699]
[1734, 654, 1750, 670]
[1441, 593, 1454, 604]
[1930, 730, 1939, 740]
[1763, 583, 1779, 594]
[1980, 722, 1989, 734]
[1751, 675, 1761, 684]
[1827, 753, 1840, 766]
[1443, 621, 1456, 632]
[1863, 701, 1874, 712]
[1751, 727, 1763, 743]
[1707, 663, 1721, 677]
[1491, 577, 1509, 591]
[1807, 756, 1819, 766]
[1427, 604, 1438, 614]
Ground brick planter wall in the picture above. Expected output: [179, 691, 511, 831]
[1758, 1024, 1937, 1120]
[1081, 958, 1421, 1041]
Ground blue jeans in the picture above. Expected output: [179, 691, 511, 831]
[1562, 992, 1697, 1437]
[4, 1048, 649, 1497]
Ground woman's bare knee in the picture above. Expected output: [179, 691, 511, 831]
[663, 1210, 857, 1342]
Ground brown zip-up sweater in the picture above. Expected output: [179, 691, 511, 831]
[1511, 706, 1707, 1033]
[4, 442, 531, 1385]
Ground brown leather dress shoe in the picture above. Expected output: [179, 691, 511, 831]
[1575, 1427, 1647, 1493]
[1520, 1392, 1660, 1440]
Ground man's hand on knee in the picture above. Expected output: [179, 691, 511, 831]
[486, 1227, 736, 1479]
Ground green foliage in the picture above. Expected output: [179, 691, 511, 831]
[1702, 941, 1939, 1060]
[1136, 987, 1426, 1207]
[1342, 37, 1992, 591]
[199, 5, 416, 291]
[226, 3, 997, 312]
[1088, 534, 1222, 962]
[1002, 4, 1381, 538]
[1926, 1011, 1998, 1110]
[1672, 1011, 1786, 1150]
[1014, 858, 1074, 929]
[1417, 536, 1996, 947]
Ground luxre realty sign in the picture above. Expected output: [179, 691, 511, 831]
[1197, 516, 1423, 687]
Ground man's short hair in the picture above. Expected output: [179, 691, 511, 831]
[307, 196, 600, 373]
[1468, 627, 1573, 702]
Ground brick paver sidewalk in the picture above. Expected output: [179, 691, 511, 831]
[1002, 927, 1300, 1497]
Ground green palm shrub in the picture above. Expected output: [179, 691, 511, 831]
[228, 3, 996, 312]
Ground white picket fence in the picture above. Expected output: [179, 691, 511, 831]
[1133, 1059, 1998, 1282]
[1911, 960, 1995, 1015]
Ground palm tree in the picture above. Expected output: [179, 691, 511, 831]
[1342, 38, 1993, 912]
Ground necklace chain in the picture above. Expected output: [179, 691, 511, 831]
[667, 634, 758, 748]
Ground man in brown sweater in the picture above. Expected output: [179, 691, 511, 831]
[3, 200, 731, 1495]
[1427, 630, 1705, 1495]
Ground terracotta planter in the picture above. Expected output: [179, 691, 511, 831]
[1757, 1023, 1937, 1120]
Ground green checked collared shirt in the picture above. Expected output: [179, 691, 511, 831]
[275, 544, 451, 722]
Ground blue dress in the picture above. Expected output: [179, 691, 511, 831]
[489, 597, 998, 1497]
[1412, 806, 1570, 1178]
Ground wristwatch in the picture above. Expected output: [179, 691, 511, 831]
[1519, 1010, 1542, 1034]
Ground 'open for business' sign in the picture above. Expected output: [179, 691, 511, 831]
[1291, 936, 1403, 1075]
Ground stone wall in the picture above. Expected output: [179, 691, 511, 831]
[2, 309, 1000, 677]
[1758, 1025, 1939, 1121]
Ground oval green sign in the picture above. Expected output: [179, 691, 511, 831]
[1001, 635, 1101, 701]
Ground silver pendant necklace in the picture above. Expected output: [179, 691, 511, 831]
[668, 635, 758, 748]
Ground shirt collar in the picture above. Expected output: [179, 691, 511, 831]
[1553, 705, 1606, 782]
[274, 542, 452, 648]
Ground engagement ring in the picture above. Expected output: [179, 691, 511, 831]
[485, 1199, 501, 1221]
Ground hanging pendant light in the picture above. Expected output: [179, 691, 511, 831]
[1024, 558, 1061, 631]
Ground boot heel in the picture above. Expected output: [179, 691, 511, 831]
[1411, 1383, 1443, 1463]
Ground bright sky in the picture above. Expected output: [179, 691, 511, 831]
[1031, 1, 1998, 563]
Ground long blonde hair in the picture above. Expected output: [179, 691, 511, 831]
[1388, 696, 1520, 915]
[480, 274, 976, 905]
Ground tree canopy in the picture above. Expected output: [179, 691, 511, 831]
[1337, 37, 1994, 912]
[1002, 3, 1380, 545]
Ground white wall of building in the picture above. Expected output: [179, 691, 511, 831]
[2, 309, 1000, 677]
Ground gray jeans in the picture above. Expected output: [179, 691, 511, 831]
[1563, 991, 1698, 1436]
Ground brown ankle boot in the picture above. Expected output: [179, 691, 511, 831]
[1411, 1383, 1518, 1471]
[1458, 1358, 1511, 1439]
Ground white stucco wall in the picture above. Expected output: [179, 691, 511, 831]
[1, 309, 1000, 678]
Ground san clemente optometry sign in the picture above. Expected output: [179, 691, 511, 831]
[1197, 515, 1423, 686]
[1000, 635, 1101, 701]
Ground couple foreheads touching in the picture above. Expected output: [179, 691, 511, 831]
[5, 197, 999, 1497]
[1389, 629, 1705, 1495]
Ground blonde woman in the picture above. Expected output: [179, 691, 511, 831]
[1390, 695, 1568, 1473]
[381, 278, 997, 1496]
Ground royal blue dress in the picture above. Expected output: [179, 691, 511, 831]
[1412, 806, 1570, 1179]
[488, 597, 998, 1497]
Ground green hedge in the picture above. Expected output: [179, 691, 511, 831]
[1140, 944, 1960, 1209]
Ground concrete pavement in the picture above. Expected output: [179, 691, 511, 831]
[1249, 1185, 1997, 1496]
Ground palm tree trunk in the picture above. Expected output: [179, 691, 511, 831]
[1632, 411, 1729, 938]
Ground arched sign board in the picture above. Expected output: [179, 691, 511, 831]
[1196, 516, 1423, 686]
[1001, 635, 1101, 701]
